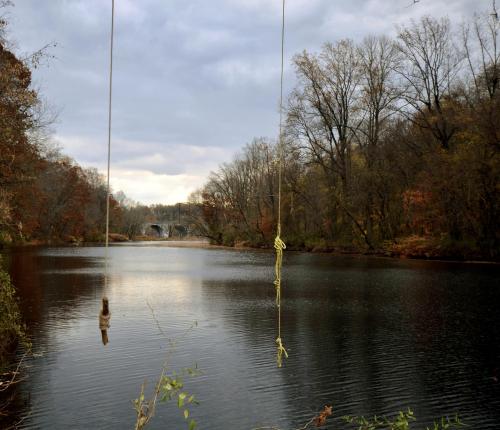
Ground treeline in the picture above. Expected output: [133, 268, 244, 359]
[2, 10, 499, 257]
[192, 14, 499, 259]
[0, 19, 194, 245]
[1, 4, 207, 245]
[0, 32, 122, 244]
[0, 26, 114, 244]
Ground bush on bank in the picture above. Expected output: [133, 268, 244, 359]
[0, 257, 28, 370]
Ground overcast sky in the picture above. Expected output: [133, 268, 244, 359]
[7, 0, 484, 204]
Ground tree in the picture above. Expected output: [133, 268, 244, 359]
[200, 139, 277, 245]
[0, 27, 41, 242]
[288, 40, 361, 198]
[196, 12, 499, 259]
[288, 40, 382, 247]
[355, 35, 401, 242]
[396, 16, 463, 150]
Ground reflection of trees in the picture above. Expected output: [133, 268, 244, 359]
[2, 246, 499, 428]
[1, 247, 108, 428]
[6, 248, 105, 331]
[200, 253, 500, 428]
[402, 263, 500, 425]
[200, 279, 420, 425]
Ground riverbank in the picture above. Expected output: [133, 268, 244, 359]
[119, 237, 499, 264]
[0, 257, 30, 429]
[2, 234, 498, 263]
[224, 235, 500, 263]
[288, 235, 499, 262]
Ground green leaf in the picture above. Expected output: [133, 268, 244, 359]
[184, 409, 189, 419]
[189, 419, 197, 430]
[178, 392, 187, 408]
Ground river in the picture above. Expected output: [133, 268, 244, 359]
[3, 243, 500, 429]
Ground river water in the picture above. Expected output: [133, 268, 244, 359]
[3, 243, 500, 429]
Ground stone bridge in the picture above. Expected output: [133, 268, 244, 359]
[142, 223, 188, 238]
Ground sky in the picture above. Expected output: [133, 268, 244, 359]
[6, 0, 484, 204]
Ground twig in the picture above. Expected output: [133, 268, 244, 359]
[134, 301, 199, 429]
[295, 417, 316, 430]
[146, 300, 168, 339]
[252, 405, 332, 430]
[252, 418, 314, 430]
[0, 352, 27, 393]
[146, 300, 197, 348]
[3, 410, 32, 430]
[404, 0, 420, 8]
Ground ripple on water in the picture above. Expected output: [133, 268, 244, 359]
[3, 246, 500, 429]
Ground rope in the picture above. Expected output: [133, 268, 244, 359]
[104, 0, 114, 290]
[274, 0, 287, 368]
[274, 226, 287, 367]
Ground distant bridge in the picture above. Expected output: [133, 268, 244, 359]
[143, 223, 188, 238]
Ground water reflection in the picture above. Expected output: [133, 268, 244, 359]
[198, 254, 500, 428]
[2, 246, 500, 429]
[99, 297, 111, 346]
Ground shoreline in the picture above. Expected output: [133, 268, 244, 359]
[3, 237, 498, 265]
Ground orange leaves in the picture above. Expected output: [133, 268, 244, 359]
[313, 405, 333, 428]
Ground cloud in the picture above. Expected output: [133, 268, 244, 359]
[56, 134, 226, 173]
[55, 134, 223, 204]
[113, 144, 227, 176]
[203, 58, 280, 87]
[110, 169, 203, 205]
[9, 0, 482, 203]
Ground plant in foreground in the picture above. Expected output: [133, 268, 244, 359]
[254, 407, 465, 430]
[134, 303, 200, 430]
[342, 408, 465, 430]
[0, 260, 31, 427]
[0, 264, 30, 369]
[138, 305, 466, 430]
[133, 365, 200, 430]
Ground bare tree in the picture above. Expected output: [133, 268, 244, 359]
[460, 11, 500, 251]
[287, 40, 377, 246]
[396, 16, 464, 149]
[288, 40, 363, 196]
[462, 12, 500, 152]
[199, 140, 276, 244]
[463, 11, 500, 100]
[356, 35, 401, 240]
[358, 35, 401, 157]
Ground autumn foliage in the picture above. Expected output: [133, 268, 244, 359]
[1, 10, 499, 259]
[0, 28, 121, 244]
[193, 13, 500, 260]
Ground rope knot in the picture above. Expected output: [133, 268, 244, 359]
[274, 226, 287, 367]
[273, 233, 286, 305]
[274, 234, 286, 252]
[276, 337, 288, 368]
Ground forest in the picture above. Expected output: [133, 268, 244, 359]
[190, 13, 500, 260]
[0, 10, 200, 245]
[1, 11, 499, 260]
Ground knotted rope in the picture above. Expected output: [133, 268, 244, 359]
[274, 225, 287, 367]
[274, 0, 287, 368]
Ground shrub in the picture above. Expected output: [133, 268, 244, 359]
[0, 259, 29, 370]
